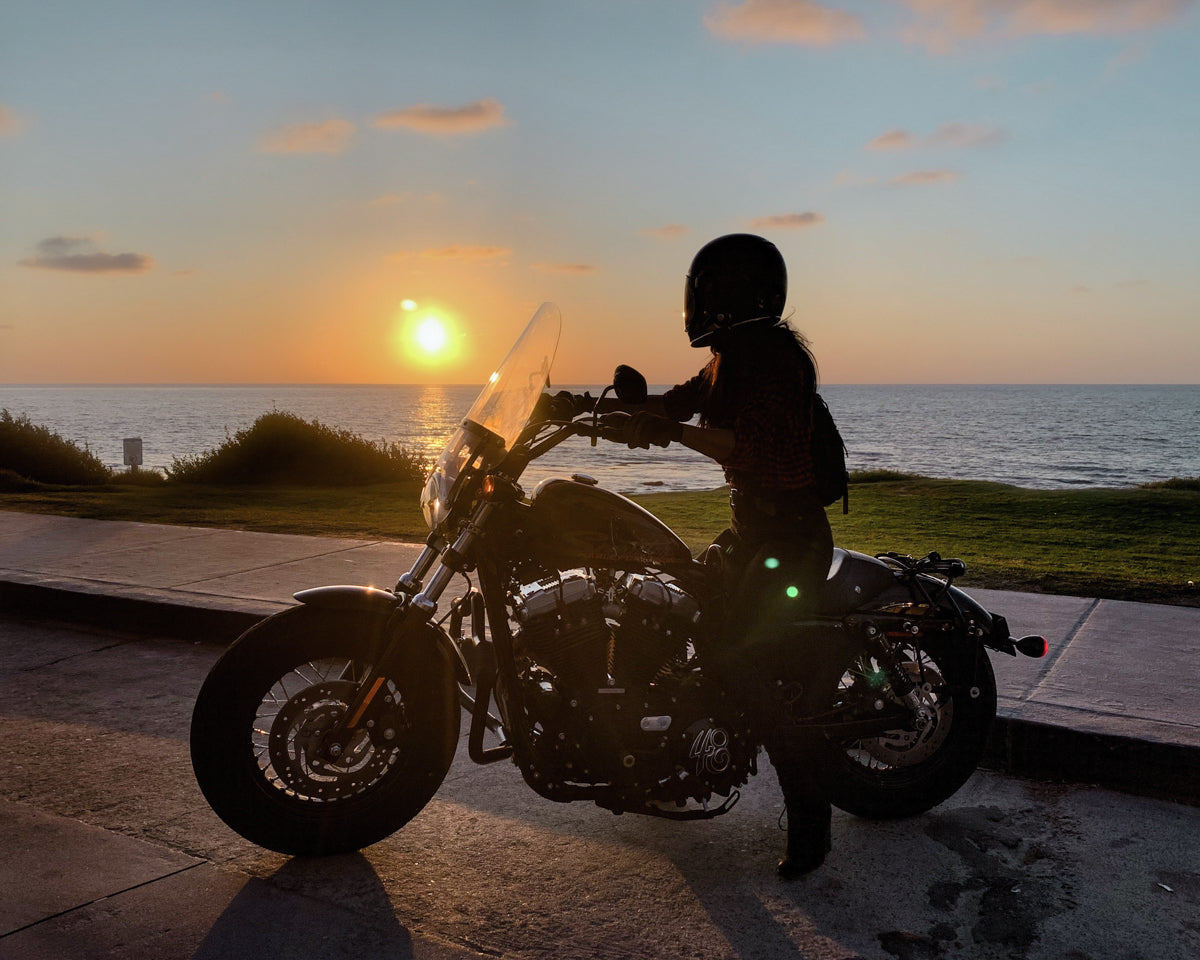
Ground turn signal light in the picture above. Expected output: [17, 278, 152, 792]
[1015, 635, 1048, 658]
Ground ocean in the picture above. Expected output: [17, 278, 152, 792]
[2, 383, 1198, 494]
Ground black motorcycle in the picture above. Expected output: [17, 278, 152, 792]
[190, 304, 1047, 855]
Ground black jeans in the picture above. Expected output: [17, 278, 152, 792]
[715, 489, 836, 839]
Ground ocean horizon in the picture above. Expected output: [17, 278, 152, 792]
[4, 382, 1199, 495]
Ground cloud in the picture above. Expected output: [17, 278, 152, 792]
[374, 98, 510, 135]
[530, 262, 600, 274]
[639, 224, 690, 240]
[257, 118, 355, 154]
[403, 245, 513, 262]
[890, 169, 961, 185]
[0, 103, 24, 136]
[867, 122, 1006, 150]
[866, 129, 916, 151]
[749, 211, 826, 229]
[704, 0, 866, 46]
[19, 236, 154, 274]
[896, 0, 1192, 52]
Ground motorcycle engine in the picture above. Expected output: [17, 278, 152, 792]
[510, 568, 755, 811]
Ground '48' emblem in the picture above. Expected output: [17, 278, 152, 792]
[689, 724, 732, 775]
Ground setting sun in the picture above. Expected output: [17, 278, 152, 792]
[395, 306, 462, 373]
[416, 316, 448, 354]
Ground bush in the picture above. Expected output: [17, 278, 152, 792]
[1139, 477, 1200, 492]
[167, 411, 427, 486]
[0, 410, 112, 485]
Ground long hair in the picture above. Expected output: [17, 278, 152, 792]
[697, 320, 817, 428]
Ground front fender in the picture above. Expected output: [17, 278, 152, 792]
[294, 583, 400, 612]
[294, 584, 471, 684]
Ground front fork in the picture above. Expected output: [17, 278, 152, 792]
[317, 502, 497, 762]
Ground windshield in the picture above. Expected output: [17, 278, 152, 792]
[421, 303, 561, 531]
[462, 302, 561, 451]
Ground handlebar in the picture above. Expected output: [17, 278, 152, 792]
[878, 551, 967, 580]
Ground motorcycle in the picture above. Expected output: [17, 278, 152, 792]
[190, 303, 1048, 856]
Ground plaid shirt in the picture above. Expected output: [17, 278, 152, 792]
[663, 356, 816, 494]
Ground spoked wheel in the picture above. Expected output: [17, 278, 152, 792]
[819, 635, 996, 820]
[190, 606, 460, 855]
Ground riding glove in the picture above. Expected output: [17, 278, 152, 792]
[626, 411, 684, 449]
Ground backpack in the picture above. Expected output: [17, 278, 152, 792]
[811, 393, 849, 513]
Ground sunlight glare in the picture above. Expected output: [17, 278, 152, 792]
[416, 316, 448, 353]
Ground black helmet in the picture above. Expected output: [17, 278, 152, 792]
[684, 234, 787, 348]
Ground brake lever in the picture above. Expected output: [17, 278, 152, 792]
[591, 385, 614, 447]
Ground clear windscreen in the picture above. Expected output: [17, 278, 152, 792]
[422, 303, 561, 530]
[461, 302, 561, 451]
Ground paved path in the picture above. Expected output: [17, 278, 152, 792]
[2, 510, 1198, 803]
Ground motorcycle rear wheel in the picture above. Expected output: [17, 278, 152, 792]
[818, 635, 996, 820]
[190, 606, 460, 855]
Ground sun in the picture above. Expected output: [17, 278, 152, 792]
[415, 316, 448, 354]
[396, 305, 461, 371]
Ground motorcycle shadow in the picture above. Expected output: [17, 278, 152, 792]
[191, 853, 416, 960]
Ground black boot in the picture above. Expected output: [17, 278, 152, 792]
[777, 803, 831, 879]
[768, 740, 832, 880]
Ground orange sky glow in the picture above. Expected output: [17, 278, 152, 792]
[2, 1, 1198, 386]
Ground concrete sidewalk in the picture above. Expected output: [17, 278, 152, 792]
[2, 510, 1198, 804]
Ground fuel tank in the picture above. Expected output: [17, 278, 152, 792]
[526, 477, 693, 569]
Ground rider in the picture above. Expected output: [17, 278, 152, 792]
[574, 233, 836, 877]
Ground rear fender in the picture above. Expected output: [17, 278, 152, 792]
[294, 584, 471, 684]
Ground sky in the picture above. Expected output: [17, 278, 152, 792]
[2, 0, 1198, 386]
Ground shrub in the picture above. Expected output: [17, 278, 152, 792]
[0, 410, 112, 485]
[166, 411, 427, 485]
[1139, 477, 1200, 492]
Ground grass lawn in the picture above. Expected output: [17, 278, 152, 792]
[2, 476, 1197, 607]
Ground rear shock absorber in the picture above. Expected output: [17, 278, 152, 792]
[862, 622, 935, 728]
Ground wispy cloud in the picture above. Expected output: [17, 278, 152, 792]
[704, 0, 865, 46]
[374, 98, 510, 135]
[896, 0, 1192, 52]
[867, 122, 1007, 151]
[257, 118, 355, 154]
[866, 129, 915, 151]
[890, 169, 961, 186]
[749, 211, 826, 229]
[19, 236, 154, 274]
[389, 245, 512, 263]
[639, 224, 690, 240]
[530, 262, 600, 274]
[0, 103, 24, 136]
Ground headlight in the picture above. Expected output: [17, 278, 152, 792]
[421, 468, 454, 531]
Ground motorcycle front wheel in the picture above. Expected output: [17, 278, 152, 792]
[818, 635, 996, 820]
[190, 605, 460, 855]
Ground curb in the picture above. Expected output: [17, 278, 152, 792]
[1, 579, 279, 646]
[985, 715, 1199, 807]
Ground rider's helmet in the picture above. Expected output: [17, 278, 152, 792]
[684, 234, 787, 348]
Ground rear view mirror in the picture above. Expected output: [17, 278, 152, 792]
[612, 365, 648, 404]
